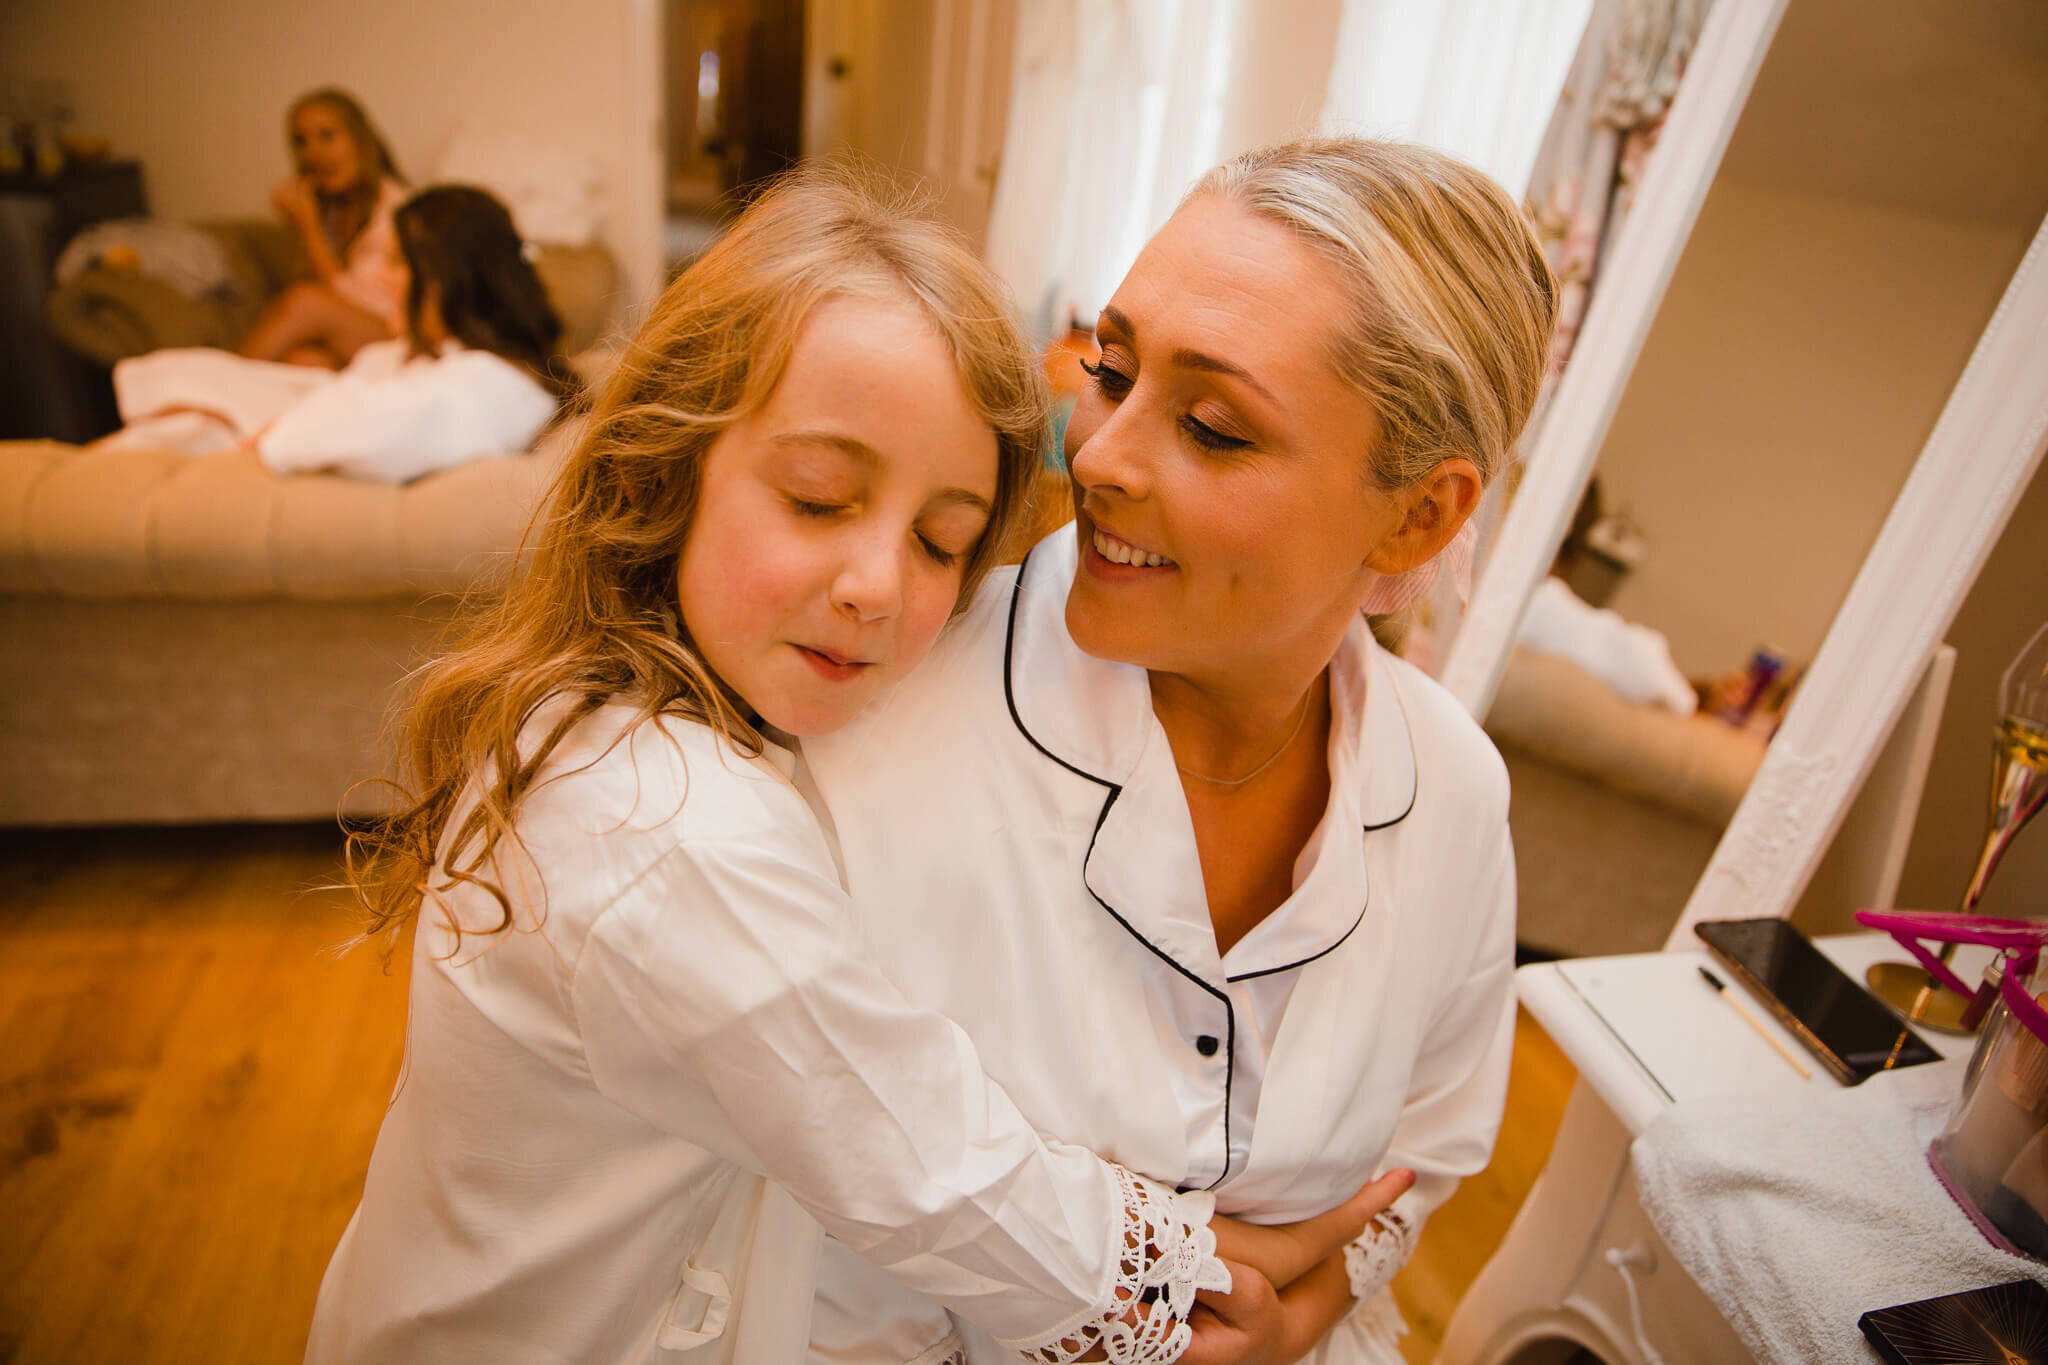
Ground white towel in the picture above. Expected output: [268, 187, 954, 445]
[1633, 1056, 2048, 1364]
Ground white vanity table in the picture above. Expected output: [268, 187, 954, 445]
[1439, 934, 1987, 1365]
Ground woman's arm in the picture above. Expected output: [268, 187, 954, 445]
[1338, 832, 1518, 1310]
[271, 176, 345, 283]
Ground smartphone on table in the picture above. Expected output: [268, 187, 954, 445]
[1694, 917, 1942, 1085]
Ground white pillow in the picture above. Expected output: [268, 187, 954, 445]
[56, 218, 235, 299]
[432, 122, 605, 246]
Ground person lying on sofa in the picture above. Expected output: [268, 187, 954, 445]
[237, 87, 409, 367]
[110, 185, 577, 483]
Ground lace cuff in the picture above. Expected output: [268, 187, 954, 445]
[1342, 1206, 1418, 1304]
[1001, 1166, 1232, 1364]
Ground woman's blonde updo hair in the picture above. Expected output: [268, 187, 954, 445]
[1189, 136, 1557, 490]
[349, 163, 1046, 951]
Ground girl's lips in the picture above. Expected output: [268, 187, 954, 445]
[793, 644, 874, 682]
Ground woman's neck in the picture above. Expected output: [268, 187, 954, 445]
[1151, 664, 1336, 956]
[1148, 665, 1330, 790]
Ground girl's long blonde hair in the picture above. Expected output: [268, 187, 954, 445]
[350, 165, 1046, 950]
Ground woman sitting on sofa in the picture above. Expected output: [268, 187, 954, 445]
[236, 87, 409, 367]
[111, 185, 574, 483]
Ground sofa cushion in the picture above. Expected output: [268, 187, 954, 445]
[1488, 643, 1766, 828]
[0, 418, 579, 603]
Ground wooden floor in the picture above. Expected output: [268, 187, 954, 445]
[0, 823, 1573, 1363]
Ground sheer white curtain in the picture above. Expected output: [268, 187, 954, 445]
[985, 0, 1590, 339]
[1317, 0, 1594, 197]
[983, 0, 1236, 340]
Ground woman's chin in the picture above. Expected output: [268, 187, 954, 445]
[1064, 586, 1168, 670]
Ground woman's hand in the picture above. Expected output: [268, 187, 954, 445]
[270, 175, 318, 229]
[1180, 1251, 1359, 1365]
[1209, 1168, 1413, 1291]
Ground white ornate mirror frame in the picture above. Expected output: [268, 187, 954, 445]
[1438, 0, 1794, 720]
[1664, 218, 2048, 946]
[1435, 0, 2048, 947]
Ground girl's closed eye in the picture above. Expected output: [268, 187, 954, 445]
[915, 508, 989, 568]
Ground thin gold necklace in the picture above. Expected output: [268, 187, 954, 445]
[1173, 693, 1312, 788]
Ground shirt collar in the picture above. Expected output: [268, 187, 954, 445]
[1005, 522, 1418, 832]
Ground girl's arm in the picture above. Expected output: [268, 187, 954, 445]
[570, 827, 1231, 1361]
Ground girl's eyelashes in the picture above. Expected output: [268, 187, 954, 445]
[916, 534, 961, 568]
[788, 494, 969, 569]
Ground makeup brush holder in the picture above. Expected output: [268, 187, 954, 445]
[1931, 956, 2048, 1260]
[1858, 909, 2048, 1260]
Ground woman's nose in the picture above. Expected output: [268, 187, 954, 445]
[832, 534, 905, 623]
[1066, 402, 1150, 501]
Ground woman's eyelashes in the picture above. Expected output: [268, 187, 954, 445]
[1180, 413, 1251, 452]
[1079, 355, 1253, 453]
[1078, 354, 1132, 399]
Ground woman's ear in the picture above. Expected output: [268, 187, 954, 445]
[1364, 457, 1483, 576]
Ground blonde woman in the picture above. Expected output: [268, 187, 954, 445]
[802, 137, 1558, 1363]
[240, 87, 408, 366]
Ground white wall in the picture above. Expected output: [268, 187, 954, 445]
[1592, 178, 2033, 676]
[2, 0, 664, 313]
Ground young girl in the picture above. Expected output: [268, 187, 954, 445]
[239, 87, 408, 366]
[111, 185, 569, 481]
[304, 167, 1392, 1364]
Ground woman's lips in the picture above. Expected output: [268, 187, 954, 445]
[793, 644, 874, 682]
[1087, 526, 1176, 569]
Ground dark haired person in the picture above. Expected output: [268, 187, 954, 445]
[238, 87, 409, 366]
[112, 186, 571, 481]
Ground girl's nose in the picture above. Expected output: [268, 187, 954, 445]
[833, 535, 905, 623]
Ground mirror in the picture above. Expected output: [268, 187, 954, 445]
[1441, 0, 2048, 957]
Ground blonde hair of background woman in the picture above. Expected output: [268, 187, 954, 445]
[349, 165, 1047, 952]
[1191, 136, 1558, 492]
[287, 87, 404, 260]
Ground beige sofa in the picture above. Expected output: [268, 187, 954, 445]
[1486, 644, 1768, 958]
[46, 217, 622, 366]
[0, 424, 577, 825]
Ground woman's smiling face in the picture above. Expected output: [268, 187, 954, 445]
[1063, 195, 1409, 691]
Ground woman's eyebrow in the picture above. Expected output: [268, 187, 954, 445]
[1099, 305, 1275, 405]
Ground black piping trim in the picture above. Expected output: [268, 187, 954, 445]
[1226, 891, 1369, 983]
[1360, 668, 1419, 831]
[1002, 546, 1239, 1189]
